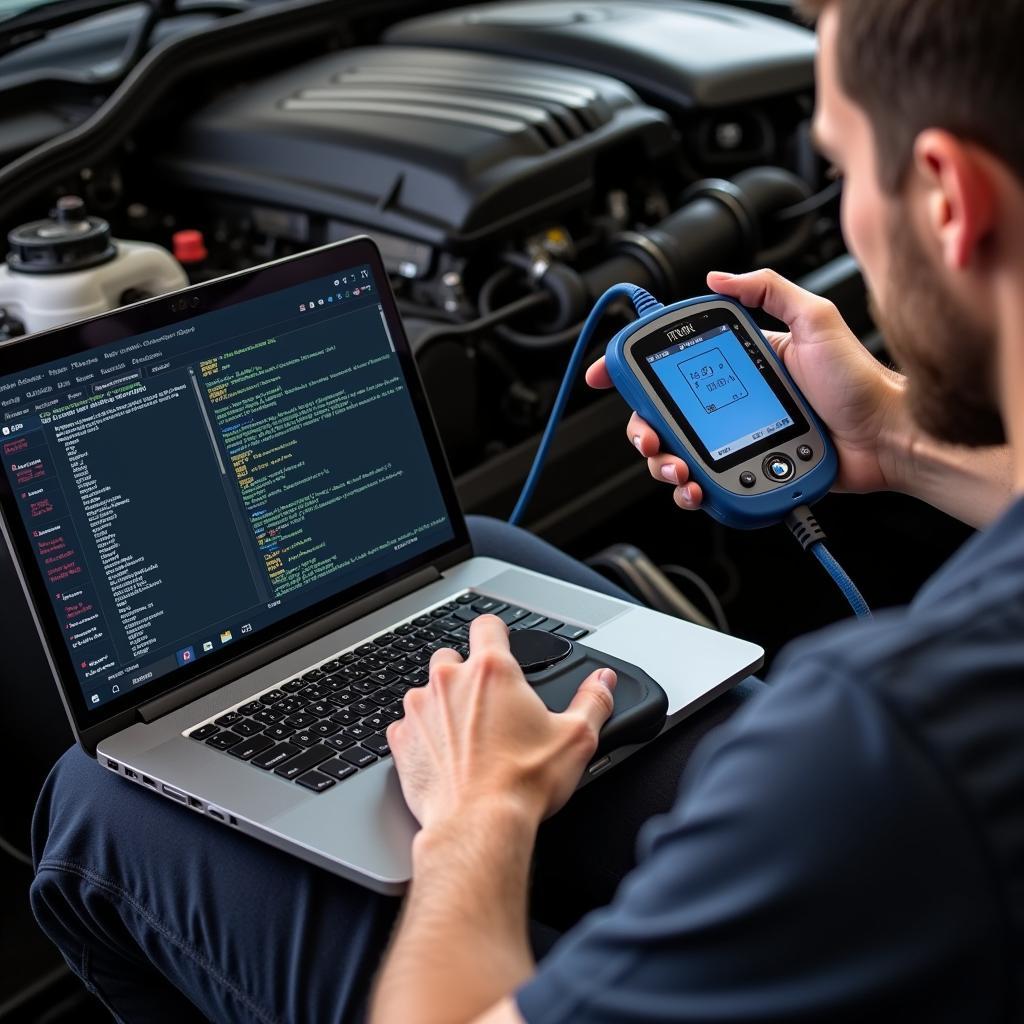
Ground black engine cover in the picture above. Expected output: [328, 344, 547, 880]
[159, 46, 674, 257]
[386, 1, 816, 112]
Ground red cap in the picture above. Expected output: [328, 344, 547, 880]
[172, 229, 208, 265]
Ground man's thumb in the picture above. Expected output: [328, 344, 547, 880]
[566, 668, 617, 733]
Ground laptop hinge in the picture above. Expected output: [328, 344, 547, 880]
[137, 565, 443, 723]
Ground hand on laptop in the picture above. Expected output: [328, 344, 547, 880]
[585, 268, 905, 511]
[387, 614, 617, 832]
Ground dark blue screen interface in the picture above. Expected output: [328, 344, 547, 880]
[0, 264, 454, 710]
[647, 325, 793, 461]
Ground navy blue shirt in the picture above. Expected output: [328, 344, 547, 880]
[518, 497, 1024, 1022]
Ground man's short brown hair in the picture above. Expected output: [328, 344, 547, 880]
[799, 0, 1024, 191]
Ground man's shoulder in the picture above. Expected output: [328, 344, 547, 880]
[761, 594, 1024, 971]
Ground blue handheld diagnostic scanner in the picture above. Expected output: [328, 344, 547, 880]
[605, 295, 838, 530]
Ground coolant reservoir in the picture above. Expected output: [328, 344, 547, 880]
[0, 196, 188, 337]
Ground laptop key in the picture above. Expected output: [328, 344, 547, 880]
[326, 734, 356, 753]
[291, 731, 319, 748]
[382, 704, 404, 722]
[240, 700, 263, 715]
[367, 668, 398, 686]
[498, 606, 530, 625]
[273, 744, 333, 779]
[368, 691, 394, 708]
[263, 724, 296, 742]
[364, 713, 388, 731]
[330, 709, 359, 727]
[374, 633, 398, 647]
[307, 701, 333, 718]
[335, 666, 366, 684]
[252, 708, 284, 726]
[453, 606, 479, 623]
[214, 712, 242, 728]
[310, 721, 341, 738]
[404, 668, 429, 687]
[283, 712, 317, 729]
[554, 624, 589, 641]
[321, 660, 342, 673]
[456, 592, 478, 604]
[328, 688, 357, 707]
[471, 598, 507, 615]
[392, 637, 425, 653]
[412, 615, 435, 627]
[206, 730, 244, 750]
[190, 723, 219, 741]
[259, 690, 285, 705]
[355, 644, 377, 656]
[394, 623, 417, 635]
[538, 618, 564, 633]
[518, 613, 547, 630]
[302, 669, 326, 682]
[295, 770, 336, 793]
[275, 697, 307, 715]
[349, 679, 377, 695]
[281, 679, 305, 692]
[234, 719, 264, 737]
[227, 735, 275, 761]
[340, 746, 378, 768]
[319, 758, 358, 782]
[251, 741, 302, 770]
[363, 734, 391, 757]
[342, 723, 372, 742]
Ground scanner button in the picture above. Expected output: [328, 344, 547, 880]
[764, 455, 795, 482]
[797, 445, 814, 462]
[739, 471, 757, 489]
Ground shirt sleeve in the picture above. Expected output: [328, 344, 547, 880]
[516, 658, 1003, 1023]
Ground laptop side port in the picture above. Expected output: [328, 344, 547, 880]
[587, 755, 612, 776]
[142, 775, 156, 788]
[124, 767, 137, 780]
[188, 796, 203, 810]
[161, 784, 187, 804]
[105, 758, 119, 771]
[207, 807, 225, 821]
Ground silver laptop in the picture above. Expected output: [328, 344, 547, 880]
[0, 237, 762, 893]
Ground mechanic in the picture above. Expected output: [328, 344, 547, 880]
[29, 0, 1024, 1020]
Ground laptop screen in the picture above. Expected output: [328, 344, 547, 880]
[0, 242, 461, 720]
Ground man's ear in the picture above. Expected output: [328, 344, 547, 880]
[912, 129, 996, 271]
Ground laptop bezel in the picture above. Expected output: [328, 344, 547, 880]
[0, 236, 472, 751]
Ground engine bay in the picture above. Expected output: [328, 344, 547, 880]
[0, 0, 970, 669]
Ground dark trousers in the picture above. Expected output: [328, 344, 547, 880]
[30, 516, 763, 1023]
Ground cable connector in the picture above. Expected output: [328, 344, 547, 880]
[629, 286, 663, 318]
[785, 504, 828, 552]
[786, 504, 871, 619]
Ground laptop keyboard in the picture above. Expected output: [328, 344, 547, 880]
[185, 591, 589, 795]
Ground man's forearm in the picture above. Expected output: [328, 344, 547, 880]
[879, 386, 1014, 528]
[370, 799, 538, 1024]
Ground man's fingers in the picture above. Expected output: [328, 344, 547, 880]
[565, 668, 617, 737]
[674, 482, 704, 510]
[707, 269, 817, 328]
[468, 613, 511, 655]
[430, 646, 464, 672]
[627, 413, 661, 457]
[647, 454, 690, 487]
[585, 357, 614, 390]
